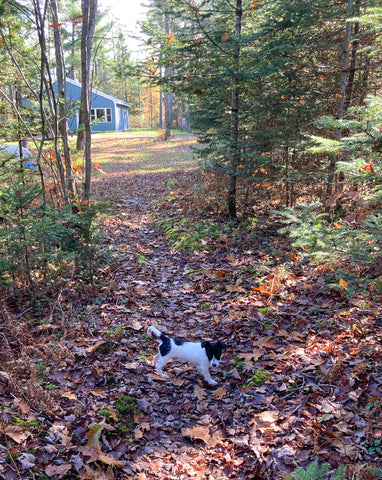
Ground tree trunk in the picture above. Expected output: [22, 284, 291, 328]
[50, 0, 74, 198]
[81, 0, 98, 200]
[326, 0, 353, 198]
[164, 9, 172, 139]
[32, 0, 68, 203]
[227, 0, 242, 218]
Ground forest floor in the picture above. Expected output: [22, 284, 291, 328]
[1, 131, 382, 480]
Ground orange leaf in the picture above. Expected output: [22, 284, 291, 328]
[71, 14, 86, 22]
[216, 269, 226, 280]
[166, 33, 175, 45]
[49, 22, 62, 27]
[221, 32, 230, 42]
[360, 164, 374, 173]
[339, 279, 348, 287]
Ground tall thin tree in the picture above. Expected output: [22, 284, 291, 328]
[326, 0, 353, 198]
[227, 0, 242, 218]
[80, 0, 98, 200]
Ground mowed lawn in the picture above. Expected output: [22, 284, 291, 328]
[90, 130, 197, 175]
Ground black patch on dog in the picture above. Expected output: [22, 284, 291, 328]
[174, 338, 185, 346]
[159, 334, 171, 356]
[202, 341, 226, 361]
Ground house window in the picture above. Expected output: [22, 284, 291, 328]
[90, 108, 112, 123]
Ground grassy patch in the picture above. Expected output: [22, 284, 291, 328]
[91, 130, 196, 174]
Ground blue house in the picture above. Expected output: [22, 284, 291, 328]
[62, 78, 130, 133]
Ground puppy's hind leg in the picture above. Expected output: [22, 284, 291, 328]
[153, 353, 160, 367]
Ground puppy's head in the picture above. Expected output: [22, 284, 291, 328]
[202, 341, 227, 368]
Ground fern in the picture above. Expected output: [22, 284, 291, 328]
[284, 461, 346, 480]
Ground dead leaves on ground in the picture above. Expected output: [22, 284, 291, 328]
[0, 134, 381, 479]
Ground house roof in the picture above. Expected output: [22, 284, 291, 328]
[65, 77, 131, 108]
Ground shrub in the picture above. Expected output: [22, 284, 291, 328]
[0, 161, 107, 289]
[277, 203, 382, 288]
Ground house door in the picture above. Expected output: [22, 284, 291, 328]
[123, 111, 129, 130]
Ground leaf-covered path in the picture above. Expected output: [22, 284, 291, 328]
[90, 132, 382, 479]
[1, 132, 381, 480]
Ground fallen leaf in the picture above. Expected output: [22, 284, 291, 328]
[215, 387, 227, 400]
[99, 454, 124, 468]
[171, 378, 187, 386]
[108, 406, 118, 422]
[86, 423, 103, 448]
[124, 362, 139, 369]
[134, 427, 144, 440]
[4, 425, 31, 443]
[79, 445, 100, 463]
[15, 399, 31, 415]
[45, 463, 72, 478]
[251, 410, 281, 433]
[91, 389, 107, 398]
[240, 349, 264, 362]
[62, 391, 77, 400]
[194, 385, 207, 401]
[85, 339, 106, 354]
[18, 453, 36, 470]
[226, 284, 246, 293]
[182, 426, 225, 447]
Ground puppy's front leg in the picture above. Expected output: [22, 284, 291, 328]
[199, 367, 217, 386]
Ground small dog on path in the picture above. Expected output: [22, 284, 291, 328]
[147, 326, 226, 386]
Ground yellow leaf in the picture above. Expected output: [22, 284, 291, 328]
[339, 279, 348, 287]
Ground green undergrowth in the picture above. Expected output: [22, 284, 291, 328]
[284, 461, 382, 480]
[157, 215, 225, 251]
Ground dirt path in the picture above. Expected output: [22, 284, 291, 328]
[90, 133, 254, 479]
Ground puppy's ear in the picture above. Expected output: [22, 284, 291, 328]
[218, 341, 227, 349]
[201, 341, 210, 349]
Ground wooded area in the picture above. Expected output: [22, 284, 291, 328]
[0, 0, 381, 478]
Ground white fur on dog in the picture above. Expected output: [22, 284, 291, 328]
[147, 326, 223, 386]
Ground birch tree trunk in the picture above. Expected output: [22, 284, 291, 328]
[227, 0, 242, 218]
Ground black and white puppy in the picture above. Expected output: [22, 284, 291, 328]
[147, 326, 226, 386]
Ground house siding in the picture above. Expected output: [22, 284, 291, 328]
[55, 79, 130, 133]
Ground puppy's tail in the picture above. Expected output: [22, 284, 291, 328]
[147, 325, 164, 339]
